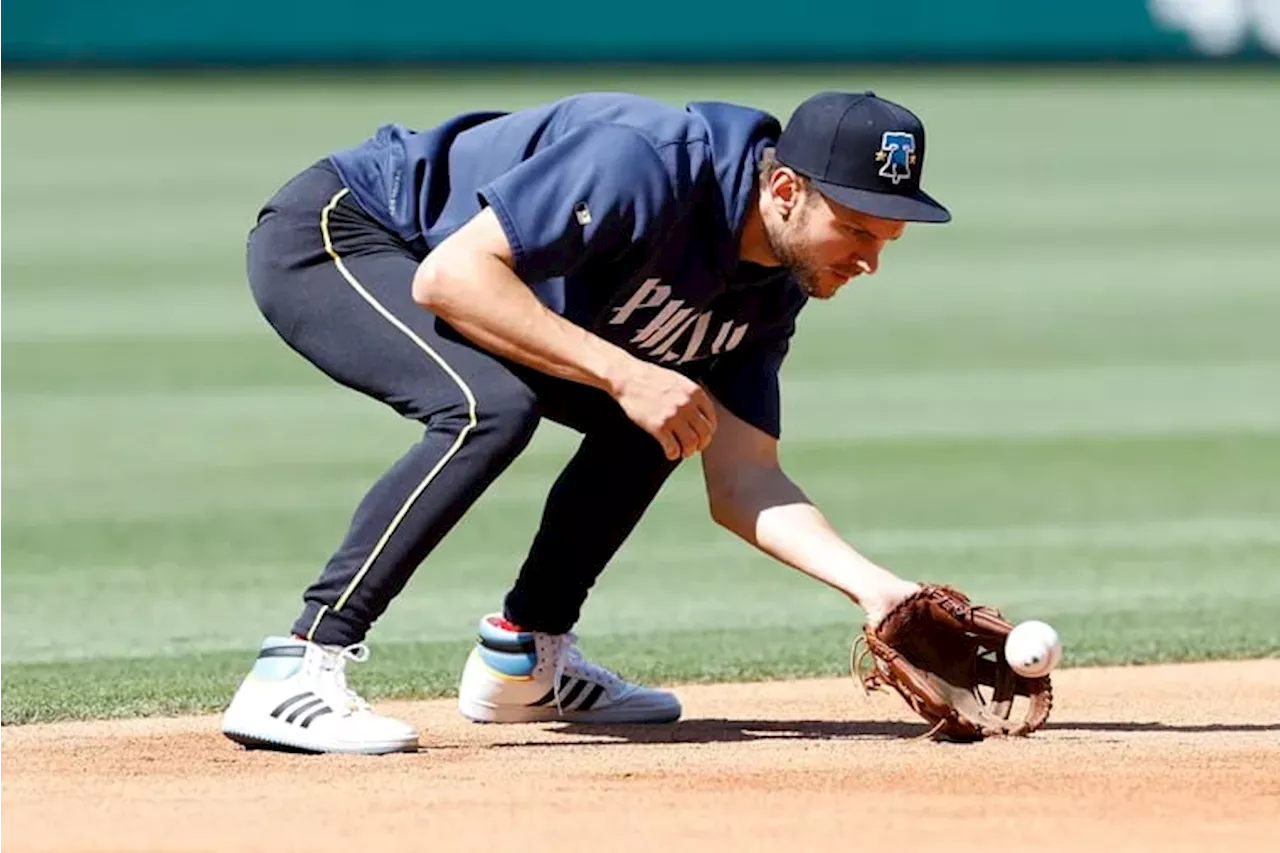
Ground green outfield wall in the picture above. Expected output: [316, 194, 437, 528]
[3, 0, 1278, 64]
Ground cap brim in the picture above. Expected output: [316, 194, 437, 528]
[812, 179, 952, 223]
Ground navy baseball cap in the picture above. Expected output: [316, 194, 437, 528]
[776, 91, 951, 223]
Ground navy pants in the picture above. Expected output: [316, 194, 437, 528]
[246, 161, 679, 644]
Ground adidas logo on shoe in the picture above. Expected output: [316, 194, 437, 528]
[457, 614, 681, 724]
[267, 691, 336, 729]
[526, 675, 609, 714]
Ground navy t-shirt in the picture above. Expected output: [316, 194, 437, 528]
[330, 93, 807, 437]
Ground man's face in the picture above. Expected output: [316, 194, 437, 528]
[764, 174, 906, 299]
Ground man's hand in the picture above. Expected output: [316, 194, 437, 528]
[858, 580, 922, 628]
[610, 361, 718, 460]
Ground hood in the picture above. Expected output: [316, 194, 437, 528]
[685, 101, 781, 244]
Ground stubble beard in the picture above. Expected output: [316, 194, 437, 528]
[765, 203, 826, 298]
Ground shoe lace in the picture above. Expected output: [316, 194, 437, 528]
[305, 642, 372, 714]
[550, 633, 624, 716]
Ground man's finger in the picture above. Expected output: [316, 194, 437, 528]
[670, 422, 702, 459]
[654, 429, 681, 461]
[693, 389, 718, 432]
[687, 408, 715, 451]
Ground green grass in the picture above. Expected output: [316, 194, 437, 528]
[4, 68, 1280, 724]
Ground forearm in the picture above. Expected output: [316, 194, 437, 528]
[712, 468, 917, 625]
[413, 252, 632, 393]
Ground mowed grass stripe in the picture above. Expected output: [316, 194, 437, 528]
[4, 513, 1277, 664]
[6, 360, 1280, 462]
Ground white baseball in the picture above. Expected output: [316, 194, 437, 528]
[1004, 620, 1063, 678]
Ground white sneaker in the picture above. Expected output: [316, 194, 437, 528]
[221, 636, 418, 754]
[457, 614, 681, 724]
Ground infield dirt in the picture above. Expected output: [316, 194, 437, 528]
[4, 659, 1278, 852]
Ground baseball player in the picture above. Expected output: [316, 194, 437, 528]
[221, 90, 952, 754]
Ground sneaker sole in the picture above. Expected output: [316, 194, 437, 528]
[223, 728, 418, 755]
[458, 696, 681, 725]
[221, 715, 418, 755]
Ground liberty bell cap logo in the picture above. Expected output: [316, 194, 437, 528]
[875, 131, 917, 186]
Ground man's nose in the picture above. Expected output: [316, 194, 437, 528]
[854, 249, 880, 276]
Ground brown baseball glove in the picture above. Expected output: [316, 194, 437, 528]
[852, 584, 1053, 741]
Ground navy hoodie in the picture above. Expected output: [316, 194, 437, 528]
[329, 93, 807, 437]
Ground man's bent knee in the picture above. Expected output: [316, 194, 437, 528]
[427, 382, 539, 460]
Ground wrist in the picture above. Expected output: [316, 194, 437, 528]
[599, 349, 643, 398]
[857, 578, 921, 627]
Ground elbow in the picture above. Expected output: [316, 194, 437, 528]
[705, 461, 787, 537]
[708, 495, 730, 530]
[707, 486, 744, 534]
[412, 256, 473, 318]
[411, 256, 457, 314]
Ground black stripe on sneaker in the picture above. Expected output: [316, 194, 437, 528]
[478, 633, 536, 654]
[270, 692, 316, 718]
[257, 646, 307, 660]
[529, 674, 575, 708]
[577, 683, 607, 711]
[285, 697, 327, 723]
[559, 679, 589, 709]
[300, 706, 333, 728]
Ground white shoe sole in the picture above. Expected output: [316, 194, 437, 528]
[222, 715, 418, 755]
[458, 695, 681, 725]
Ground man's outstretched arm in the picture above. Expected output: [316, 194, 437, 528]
[700, 399, 918, 626]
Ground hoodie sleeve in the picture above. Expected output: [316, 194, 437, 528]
[478, 124, 678, 283]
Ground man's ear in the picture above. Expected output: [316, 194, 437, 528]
[768, 167, 802, 218]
